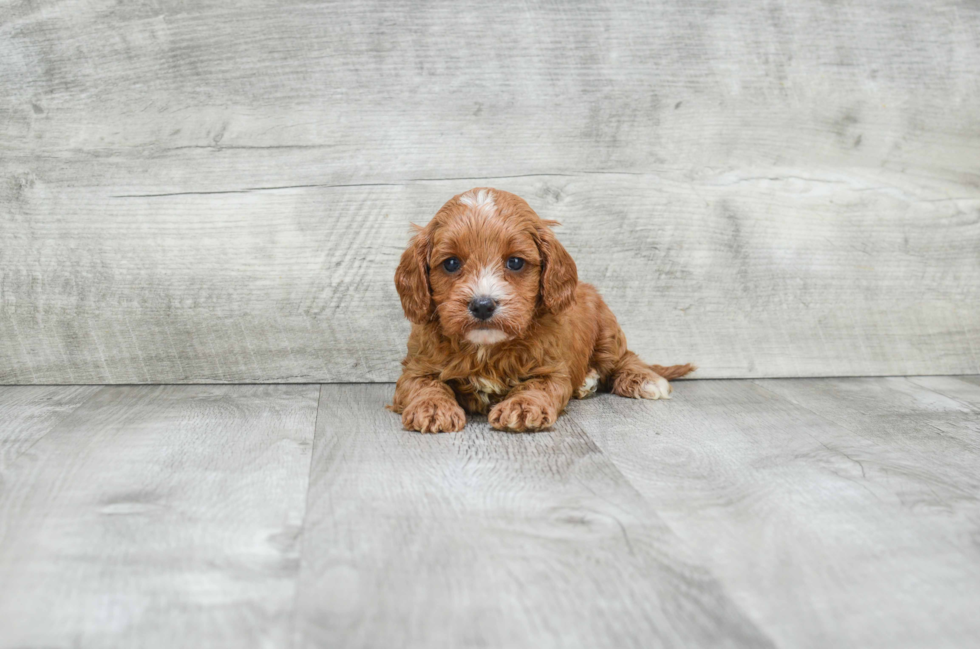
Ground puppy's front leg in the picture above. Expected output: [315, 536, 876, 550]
[391, 373, 466, 434]
[489, 375, 573, 433]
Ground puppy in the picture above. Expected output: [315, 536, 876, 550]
[390, 188, 695, 433]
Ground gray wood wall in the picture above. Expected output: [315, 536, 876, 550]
[2, 0, 979, 384]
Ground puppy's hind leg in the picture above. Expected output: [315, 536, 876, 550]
[610, 352, 695, 400]
[589, 297, 695, 400]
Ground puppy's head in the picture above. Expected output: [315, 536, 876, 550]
[395, 188, 577, 345]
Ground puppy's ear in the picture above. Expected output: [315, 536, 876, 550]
[394, 224, 434, 324]
[537, 220, 578, 314]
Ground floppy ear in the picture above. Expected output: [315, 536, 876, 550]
[537, 220, 578, 314]
[394, 225, 434, 324]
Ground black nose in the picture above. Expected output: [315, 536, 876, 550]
[468, 296, 497, 321]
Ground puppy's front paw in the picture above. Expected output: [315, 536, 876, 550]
[402, 397, 466, 433]
[489, 393, 557, 432]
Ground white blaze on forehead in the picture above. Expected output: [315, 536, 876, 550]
[467, 266, 512, 302]
[458, 189, 496, 218]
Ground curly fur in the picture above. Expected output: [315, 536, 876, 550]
[389, 188, 695, 433]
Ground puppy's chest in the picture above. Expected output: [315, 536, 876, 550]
[453, 375, 520, 413]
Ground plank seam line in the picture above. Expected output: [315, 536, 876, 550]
[110, 182, 402, 198]
[107, 170, 659, 198]
[562, 402, 777, 644]
[746, 379, 898, 502]
[4, 374, 979, 387]
[287, 384, 323, 649]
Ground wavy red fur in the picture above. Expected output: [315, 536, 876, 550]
[390, 188, 695, 433]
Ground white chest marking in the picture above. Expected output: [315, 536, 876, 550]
[471, 377, 508, 395]
[469, 376, 512, 409]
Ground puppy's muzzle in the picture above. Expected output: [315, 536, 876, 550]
[469, 295, 497, 321]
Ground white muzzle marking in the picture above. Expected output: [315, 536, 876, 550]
[464, 266, 512, 345]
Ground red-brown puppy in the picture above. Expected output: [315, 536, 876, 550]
[390, 188, 694, 433]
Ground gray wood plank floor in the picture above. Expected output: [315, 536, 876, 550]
[0, 378, 978, 648]
[0, 385, 319, 648]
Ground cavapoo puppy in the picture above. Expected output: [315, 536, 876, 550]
[390, 188, 694, 433]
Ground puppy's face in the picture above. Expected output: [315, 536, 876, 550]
[395, 188, 578, 345]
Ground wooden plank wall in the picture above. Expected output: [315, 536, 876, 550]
[2, 0, 979, 383]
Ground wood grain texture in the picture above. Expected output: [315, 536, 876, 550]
[948, 374, 980, 390]
[294, 383, 771, 649]
[1, 379, 977, 646]
[2, 0, 980, 383]
[0, 384, 319, 649]
[0, 385, 100, 472]
[575, 378, 980, 649]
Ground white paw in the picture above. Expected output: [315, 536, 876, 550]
[639, 377, 672, 400]
[575, 368, 600, 399]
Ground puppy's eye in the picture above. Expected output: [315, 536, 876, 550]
[442, 257, 461, 273]
[506, 257, 525, 271]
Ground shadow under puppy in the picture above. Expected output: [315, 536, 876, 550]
[390, 188, 694, 433]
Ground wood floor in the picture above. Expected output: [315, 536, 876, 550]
[1, 377, 978, 648]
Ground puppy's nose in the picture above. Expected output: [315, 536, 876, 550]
[468, 295, 497, 321]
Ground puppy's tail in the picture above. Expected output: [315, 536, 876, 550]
[650, 363, 697, 380]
